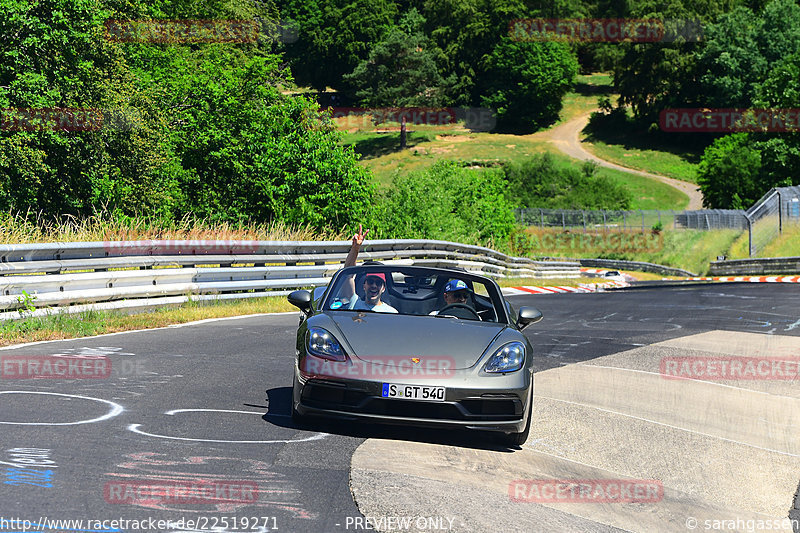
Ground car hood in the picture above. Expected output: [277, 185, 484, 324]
[322, 311, 506, 370]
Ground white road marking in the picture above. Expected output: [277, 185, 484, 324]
[0, 391, 123, 425]
[127, 423, 328, 444]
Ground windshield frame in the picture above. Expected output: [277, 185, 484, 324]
[321, 265, 510, 324]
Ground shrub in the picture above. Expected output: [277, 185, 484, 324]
[377, 161, 515, 244]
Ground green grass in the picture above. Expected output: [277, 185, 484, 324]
[344, 130, 688, 210]
[577, 160, 689, 210]
[520, 227, 745, 275]
[0, 211, 346, 244]
[757, 224, 800, 257]
[0, 296, 296, 347]
[584, 140, 700, 183]
[558, 73, 615, 125]
[581, 106, 704, 184]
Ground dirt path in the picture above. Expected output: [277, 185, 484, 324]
[537, 112, 704, 210]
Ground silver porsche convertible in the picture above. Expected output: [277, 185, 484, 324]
[287, 264, 543, 445]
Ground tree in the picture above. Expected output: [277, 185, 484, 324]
[695, 6, 766, 108]
[343, 9, 446, 107]
[420, 0, 526, 106]
[479, 37, 578, 132]
[697, 133, 763, 208]
[277, 0, 398, 94]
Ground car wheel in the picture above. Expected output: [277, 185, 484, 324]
[291, 366, 306, 426]
[500, 391, 533, 446]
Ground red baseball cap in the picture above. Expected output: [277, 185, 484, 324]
[365, 272, 386, 283]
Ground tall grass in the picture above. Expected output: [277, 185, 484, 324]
[0, 210, 347, 244]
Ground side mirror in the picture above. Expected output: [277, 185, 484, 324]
[288, 290, 312, 313]
[517, 306, 543, 329]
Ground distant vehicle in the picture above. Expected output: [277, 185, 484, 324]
[287, 264, 543, 445]
[603, 270, 626, 282]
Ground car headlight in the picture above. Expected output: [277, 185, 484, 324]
[483, 342, 525, 373]
[307, 327, 346, 362]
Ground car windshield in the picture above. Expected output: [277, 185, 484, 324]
[322, 266, 506, 323]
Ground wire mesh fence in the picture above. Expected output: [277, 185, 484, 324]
[515, 186, 800, 258]
[747, 186, 800, 256]
[513, 208, 749, 231]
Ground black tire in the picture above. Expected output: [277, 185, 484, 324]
[500, 391, 533, 446]
[291, 403, 305, 425]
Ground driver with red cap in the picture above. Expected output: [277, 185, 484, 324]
[339, 225, 398, 313]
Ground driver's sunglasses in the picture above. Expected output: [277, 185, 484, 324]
[364, 277, 384, 287]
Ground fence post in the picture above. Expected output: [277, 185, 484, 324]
[778, 189, 783, 234]
[603, 211, 607, 231]
[562, 211, 565, 230]
[746, 214, 754, 257]
[582, 211, 586, 232]
[540, 210, 544, 228]
[641, 210, 645, 232]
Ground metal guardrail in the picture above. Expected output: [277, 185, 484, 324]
[708, 256, 800, 276]
[578, 259, 697, 277]
[0, 239, 581, 318]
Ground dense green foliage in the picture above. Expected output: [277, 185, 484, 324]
[589, 0, 800, 208]
[377, 161, 515, 244]
[343, 9, 447, 107]
[503, 153, 632, 210]
[0, 0, 374, 229]
[277, 0, 578, 131]
[479, 38, 579, 133]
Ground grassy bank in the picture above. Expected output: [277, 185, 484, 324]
[581, 106, 702, 184]
[583, 140, 700, 183]
[519, 227, 745, 275]
[0, 212, 345, 244]
[0, 296, 297, 347]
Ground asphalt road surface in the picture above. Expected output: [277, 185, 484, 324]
[1, 283, 798, 533]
